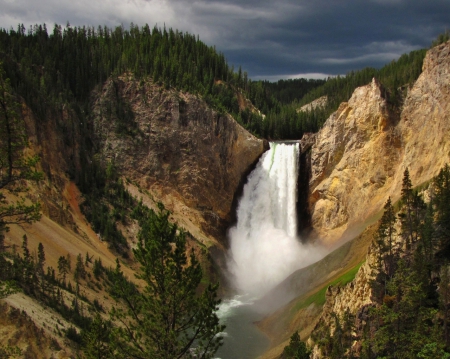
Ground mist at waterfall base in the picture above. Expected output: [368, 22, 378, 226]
[227, 142, 325, 298]
[214, 143, 325, 358]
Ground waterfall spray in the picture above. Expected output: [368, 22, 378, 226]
[228, 142, 323, 296]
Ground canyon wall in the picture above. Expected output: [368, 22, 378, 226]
[303, 40, 450, 357]
[18, 74, 267, 248]
[307, 40, 450, 245]
[91, 74, 267, 244]
[257, 40, 450, 359]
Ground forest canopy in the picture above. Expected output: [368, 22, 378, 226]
[0, 23, 428, 142]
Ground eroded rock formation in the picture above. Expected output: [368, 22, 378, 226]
[304, 40, 450, 358]
[92, 74, 267, 244]
[308, 40, 450, 244]
[298, 95, 328, 113]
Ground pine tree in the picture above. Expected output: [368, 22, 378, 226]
[74, 253, 86, 281]
[372, 197, 398, 299]
[81, 313, 112, 359]
[20, 234, 34, 293]
[36, 242, 46, 294]
[109, 206, 224, 359]
[433, 164, 450, 259]
[57, 255, 70, 284]
[0, 345, 22, 359]
[282, 331, 311, 359]
[398, 168, 425, 252]
[370, 259, 441, 358]
[440, 265, 450, 348]
[93, 258, 103, 279]
[0, 62, 42, 236]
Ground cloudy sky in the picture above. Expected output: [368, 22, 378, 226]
[0, 0, 449, 81]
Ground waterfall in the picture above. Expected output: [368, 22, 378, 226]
[228, 142, 323, 296]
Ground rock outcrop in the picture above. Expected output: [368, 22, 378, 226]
[300, 40, 450, 357]
[395, 40, 450, 193]
[298, 95, 328, 113]
[92, 74, 267, 244]
[308, 40, 450, 244]
[2, 72, 267, 358]
[309, 252, 376, 359]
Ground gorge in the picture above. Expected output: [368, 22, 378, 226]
[228, 142, 324, 297]
[1, 25, 450, 359]
[217, 142, 326, 359]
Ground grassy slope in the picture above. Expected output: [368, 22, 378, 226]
[291, 261, 364, 311]
[1, 179, 212, 357]
[257, 223, 377, 359]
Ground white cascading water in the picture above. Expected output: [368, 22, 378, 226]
[227, 142, 323, 296]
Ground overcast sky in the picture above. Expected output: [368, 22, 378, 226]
[1, 0, 449, 81]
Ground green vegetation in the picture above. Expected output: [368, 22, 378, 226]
[106, 206, 224, 359]
[0, 58, 224, 355]
[0, 62, 42, 239]
[260, 48, 426, 140]
[1, 22, 449, 359]
[0, 201, 224, 358]
[0, 23, 430, 148]
[261, 30, 449, 141]
[292, 261, 364, 311]
[0, 60, 42, 304]
[334, 261, 365, 286]
[0, 346, 22, 359]
[282, 331, 311, 359]
[260, 78, 326, 106]
[0, 232, 94, 337]
[431, 30, 450, 47]
[79, 161, 134, 256]
[310, 165, 450, 359]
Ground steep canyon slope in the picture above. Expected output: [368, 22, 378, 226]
[2, 34, 450, 359]
[260, 40, 450, 358]
[308, 40, 450, 245]
[1, 75, 266, 357]
[92, 74, 267, 245]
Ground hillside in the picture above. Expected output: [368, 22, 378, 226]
[256, 39, 450, 359]
[308, 39, 450, 244]
[1, 23, 450, 359]
[0, 44, 266, 356]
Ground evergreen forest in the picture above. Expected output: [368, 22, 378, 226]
[1, 22, 450, 359]
[310, 167, 450, 359]
[0, 23, 431, 142]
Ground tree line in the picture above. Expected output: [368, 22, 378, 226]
[0, 61, 224, 358]
[1, 208, 224, 358]
[0, 23, 432, 145]
[258, 48, 426, 140]
[310, 166, 450, 359]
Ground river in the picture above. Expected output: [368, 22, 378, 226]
[215, 295, 270, 359]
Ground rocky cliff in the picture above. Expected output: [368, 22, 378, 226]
[307, 40, 450, 245]
[91, 74, 267, 245]
[308, 251, 376, 358]
[298, 96, 328, 113]
[1, 72, 267, 356]
[16, 73, 266, 248]
[301, 40, 450, 357]
[258, 41, 450, 359]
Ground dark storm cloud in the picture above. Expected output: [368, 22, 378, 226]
[205, 0, 450, 79]
[0, 0, 448, 80]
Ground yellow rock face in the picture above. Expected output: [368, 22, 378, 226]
[308, 41, 450, 245]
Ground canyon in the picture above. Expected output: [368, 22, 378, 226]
[1, 38, 450, 358]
